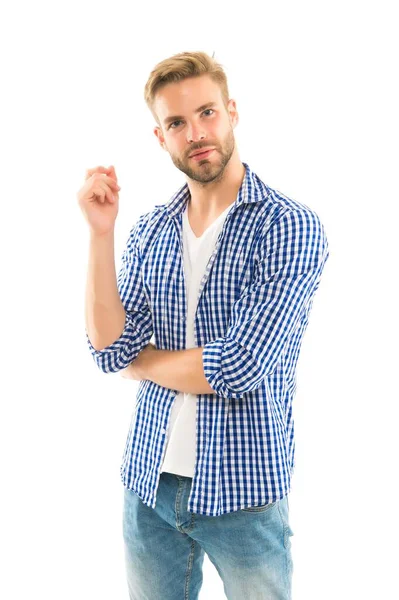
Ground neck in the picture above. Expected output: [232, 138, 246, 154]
[186, 150, 246, 219]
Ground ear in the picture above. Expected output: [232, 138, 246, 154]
[227, 99, 239, 128]
[154, 126, 166, 150]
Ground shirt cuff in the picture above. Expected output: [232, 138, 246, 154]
[86, 312, 144, 371]
[202, 338, 245, 399]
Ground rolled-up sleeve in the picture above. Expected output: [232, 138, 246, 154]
[86, 213, 154, 373]
[202, 208, 329, 398]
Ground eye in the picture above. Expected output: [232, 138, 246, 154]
[168, 109, 214, 130]
[169, 120, 182, 130]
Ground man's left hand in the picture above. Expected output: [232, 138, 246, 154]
[120, 343, 157, 381]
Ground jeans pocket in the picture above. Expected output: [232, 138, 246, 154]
[241, 500, 277, 512]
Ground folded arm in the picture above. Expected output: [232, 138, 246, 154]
[124, 208, 329, 397]
[86, 214, 154, 373]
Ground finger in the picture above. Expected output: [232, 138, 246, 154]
[103, 175, 121, 190]
[107, 165, 118, 184]
[89, 172, 120, 189]
[85, 166, 112, 181]
[92, 181, 115, 204]
[98, 180, 116, 204]
[88, 174, 120, 198]
[90, 183, 106, 204]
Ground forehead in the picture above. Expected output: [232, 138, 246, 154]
[154, 75, 223, 122]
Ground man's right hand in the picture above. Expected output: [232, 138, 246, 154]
[77, 165, 121, 236]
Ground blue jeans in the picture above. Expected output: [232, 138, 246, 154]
[122, 472, 294, 599]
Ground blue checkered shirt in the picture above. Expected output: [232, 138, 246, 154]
[86, 162, 329, 516]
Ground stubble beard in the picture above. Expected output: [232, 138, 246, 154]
[168, 128, 236, 186]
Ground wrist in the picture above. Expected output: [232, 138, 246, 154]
[138, 345, 158, 380]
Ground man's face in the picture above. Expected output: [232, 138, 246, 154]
[153, 75, 238, 184]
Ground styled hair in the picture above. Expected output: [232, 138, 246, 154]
[144, 51, 230, 126]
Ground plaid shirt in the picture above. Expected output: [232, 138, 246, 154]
[86, 162, 329, 516]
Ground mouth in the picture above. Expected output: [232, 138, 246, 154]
[189, 148, 215, 161]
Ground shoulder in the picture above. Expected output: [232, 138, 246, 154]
[256, 184, 326, 237]
[253, 185, 329, 267]
[127, 203, 166, 240]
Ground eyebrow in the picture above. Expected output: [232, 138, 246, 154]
[163, 102, 217, 126]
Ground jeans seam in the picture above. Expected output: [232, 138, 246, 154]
[184, 538, 196, 600]
[277, 499, 292, 598]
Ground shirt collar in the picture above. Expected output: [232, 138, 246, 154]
[165, 162, 271, 219]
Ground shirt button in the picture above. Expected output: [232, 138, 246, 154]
[161, 427, 166, 434]
[181, 316, 186, 322]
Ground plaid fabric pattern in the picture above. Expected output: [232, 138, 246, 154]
[86, 162, 329, 516]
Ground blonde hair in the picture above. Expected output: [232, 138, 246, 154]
[144, 51, 230, 126]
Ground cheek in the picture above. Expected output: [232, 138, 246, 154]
[213, 120, 230, 139]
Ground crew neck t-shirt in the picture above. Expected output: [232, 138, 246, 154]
[160, 202, 234, 476]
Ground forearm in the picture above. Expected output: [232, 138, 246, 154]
[85, 231, 126, 351]
[136, 347, 216, 395]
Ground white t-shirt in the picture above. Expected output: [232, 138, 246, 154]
[160, 201, 234, 477]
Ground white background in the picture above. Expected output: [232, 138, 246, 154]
[1, 1, 398, 598]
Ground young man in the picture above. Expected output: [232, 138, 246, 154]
[80, 51, 329, 599]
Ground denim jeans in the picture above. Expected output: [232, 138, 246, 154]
[122, 472, 294, 600]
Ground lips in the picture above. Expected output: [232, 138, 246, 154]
[189, 148, 215, 160]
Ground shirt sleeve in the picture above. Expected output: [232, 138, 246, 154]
[85, 213, 154, 373]
[202, 207, 330, 398]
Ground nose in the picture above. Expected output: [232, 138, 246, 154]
[186, 121, 206, 144]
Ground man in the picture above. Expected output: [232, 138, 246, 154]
[79, 51, 329, 600]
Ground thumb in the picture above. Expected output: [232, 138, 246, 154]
[109, 165, 117, 181]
